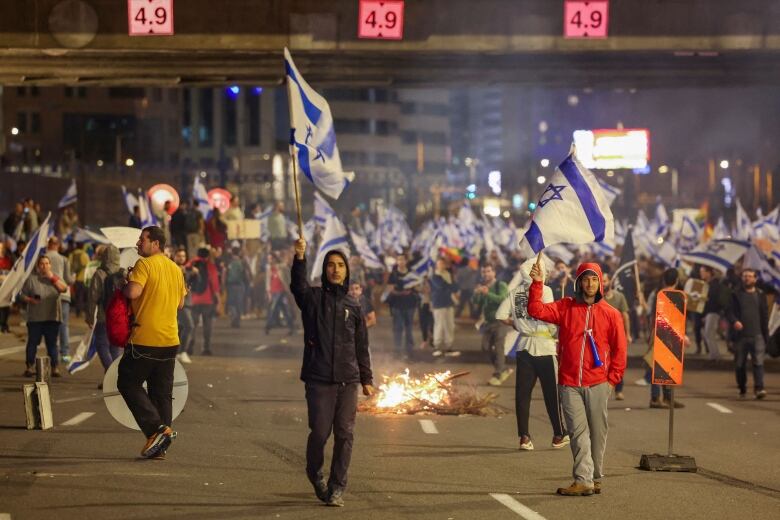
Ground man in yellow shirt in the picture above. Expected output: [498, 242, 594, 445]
[117, 226, 186, 459]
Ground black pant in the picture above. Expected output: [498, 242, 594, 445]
[117, 345, 178, 438]
[515, 350, 565, 438]
[192, 304, 215, 352]
[0, 306, 10, 332]
[419, 303, 433, 343]
[305, 381, 359, 492]
[26, 321, 60, 367]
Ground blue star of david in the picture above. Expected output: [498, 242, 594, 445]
[314, 148, 325, 162]
[305, 124, 313, 145]
[706, 241, 725, 253]
[538, 184, 566, 208]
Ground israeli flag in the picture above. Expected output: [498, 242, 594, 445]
[67, 310, 99, 374]
[310, 215, 351, 282]
[519, 153, 614, 257]
[121, 186, 138, 217]
[753, 206, 780, 241]
[314, 191, 337, 225]
[743, 245, 780, 291]
[735, 199, 753, 240]
[0, 213, 52, 307]
[138, 190, 157, 228]
[57, 180, 78, 209]
[712, 217, 730, 240]
[597, 178, 621, 206]
[285, 48, 354, 200]
[349, 227, 384, 270]
[193, 178, 212, 219]
[681, 239, 749, 274]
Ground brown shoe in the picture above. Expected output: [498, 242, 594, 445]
[557, 481, 595, 496]
[594, 481, 601, 494]
[52, 367, 62, 378]
[23, 365, 34, 377]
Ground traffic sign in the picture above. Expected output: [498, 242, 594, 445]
[128, 0, 174, 36]
[358, 0, 404, 40]
[651, 289, 687, 386]
[564, 1, 608, 39]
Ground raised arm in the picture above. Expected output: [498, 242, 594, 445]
[290, 238, 310, 310]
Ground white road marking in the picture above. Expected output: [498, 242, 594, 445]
[490, 494, 547, 520]
[53, 395, 101, 404]
[0, 513, 12, 520]
[61, 412, 95, 426]
[254, 345, 269, 352]
[418, 419, 439, 434]
[706, 402, 733, 414]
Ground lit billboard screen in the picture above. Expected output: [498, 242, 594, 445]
[572, 129, 650, 170]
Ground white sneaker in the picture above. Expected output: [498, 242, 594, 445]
[488, 376, 502, 386]
[499, 368, 514, 383]
[634, 378, 649, 387]
[177, 352, 192, 364]
[519, 436, 534, 450]
[444, 350, 461, 357]
[432, 350, 444, 357]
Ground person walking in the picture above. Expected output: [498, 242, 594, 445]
[528, 259, 627, 496]
[473, 263, 512, 385]
[265, 252, 296, 335]
[430, 258, 460, 357]
[726, 269, 769, 400]
[46, 237, 74, 362]
[700, 265, 731, 360]
[497, 259, 568, 451]
[118, 226, 186, 459]
[386, 253, 418, 360]
[85, 244, 124, 387]
[290, 238, 374, 507]
[19, 256, 69, 377]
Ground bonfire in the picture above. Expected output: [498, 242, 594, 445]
[358, 369, 507, 416]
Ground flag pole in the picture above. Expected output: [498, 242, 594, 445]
[286, 75, 304, 240]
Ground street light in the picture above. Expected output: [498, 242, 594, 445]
[11, 127, 19, 135]
[125, 158, 134, 167]
[536, 175, 546, 184]
[540, 158, 550, 168]
[720, 160, 729, 169]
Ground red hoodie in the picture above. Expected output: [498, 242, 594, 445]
[527, 262, 627, 387]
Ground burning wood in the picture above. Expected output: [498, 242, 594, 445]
[359, 369, 507, 417]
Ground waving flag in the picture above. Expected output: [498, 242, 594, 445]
[138, 189, 157, 228]
[735, 199, 753, 240]
[519, 153, 614, 257]
[743, 245, 780, 291]
[654, 200, 670, 237]
[67, 310, 99, 374]
[681, 239, 749, 274]
[314, 191, 337, 225]
[310, 216, 351, 282]
[349, 227, 383, 270]
[58, 180, 78, 209]
[193, 178, 212, 219]
[752, 206, 779, 241]
[612, 228, 638, 306]
[285, 48, 354, 200]
[121, 186, 138, 218]
[711, 217, 730, 240]
[597, 178, 621, 206]
[0, 213, 52, 306]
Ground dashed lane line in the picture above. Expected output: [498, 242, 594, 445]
[418, 419, 439, 434]
[254, 345, 269, 352]
[61, 412, 95, 426]
[706, 402, 733, 414]
[490, 494, 547, 520]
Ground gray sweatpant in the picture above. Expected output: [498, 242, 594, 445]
[703, 312, 722, 360]
[559, 383, 611, 486]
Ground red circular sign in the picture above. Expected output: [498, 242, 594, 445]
[147, 184, 180, 215]
[207, 188, 232, 214]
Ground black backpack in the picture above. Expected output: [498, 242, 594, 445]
[190, 259, 209, 295]
[101, 268, 127, 310]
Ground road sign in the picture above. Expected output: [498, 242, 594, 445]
[651, 289, 687, 385]
[358, 0, 404, 40]
[128, 0, 174, 36]
[564, 1, 609, 39]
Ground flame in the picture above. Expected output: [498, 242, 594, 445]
[375, 368, 452, 412]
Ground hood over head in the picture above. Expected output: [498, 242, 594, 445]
[320, 249, 350, 292]
[574, 262, 603, 302]
[100, 245, 121, 274]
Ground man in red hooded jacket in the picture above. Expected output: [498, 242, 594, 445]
[528, 258, 626, 496]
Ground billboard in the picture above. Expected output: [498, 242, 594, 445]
[572, 129, 650, 170]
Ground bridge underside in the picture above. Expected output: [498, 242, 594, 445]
[0, 48, 778, 88]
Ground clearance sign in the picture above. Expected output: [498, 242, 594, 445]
[651, 289, 687, 386]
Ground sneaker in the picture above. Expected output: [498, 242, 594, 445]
[311, 479, 328, 503]
[444, 350, 461, 357]
[488, 376, 502, 387]
[150, 450, 167, 460]
[177, 352, 192, 364]
[593, 481, 602, 494]
[551, 434, 570, 449]
[52, 367, 62, 378]
[755, 389, 767, 400]
[61, 355, 71, 363]
[499, 368, 514, 383]
[615, 392, 625, 401]
[634, 378, 649, 387]
[432, 349, 444, 357]
[326, 488, 345, 507]
[141, 425, 176, 458]
[518, 435, 534, 451]
[649, 399, 669, 409]
[557, 481, 595, 496]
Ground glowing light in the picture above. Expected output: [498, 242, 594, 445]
[11, 127, 19, 135]
[540, 158, 550, 168]
[124, 158, 134, 167]
[488, 170, 501, 195]
[658, 165, 669, 174]
[720, 160, 729, 169]
[96, 160, 104, 167]
[572, 129, 650, 170]
[537, 175, 546, 185]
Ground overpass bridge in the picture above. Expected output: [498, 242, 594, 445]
[0, 0, 779, 87]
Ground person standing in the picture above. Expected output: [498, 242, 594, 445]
[700, 265, 731, 360]
[225, 245, 249, 328]
[290, 238, 374, 507]
[602, 272, 631, 400]
[726, 269, 769, 400]
[430, 258, 460, 357]
[455, 259, 480, 318]
[528, 260, 627, 496]
[268, 201, 289, 251]
[265, 252, 295, 335]
[46, 237, 74, 362]
[19, 256, 69, 377]
[68, 242, 90, 317]
[118, 226, 186, 459]
[386, 253, 418, 360]
[473, 263, 511, 386]
[190, 247, 220, 356]
[85, 245, 124, 387]
[173, 247, 197, 364]
[497, 260, 568, 451]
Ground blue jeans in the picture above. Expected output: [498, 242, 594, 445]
[177, 307, 195, 354]
[227, 283, 246, 327]
[645, 366, 671, 401]
[93, 322, 121, 371]
[391, 306, 415, 356]
[266, 293, 294, 331]
[26, 321, 60, 367]
[735, 335, 765, 392]
[59, 300, 70, 356]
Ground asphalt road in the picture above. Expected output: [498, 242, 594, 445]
[0, 316, 778, 520]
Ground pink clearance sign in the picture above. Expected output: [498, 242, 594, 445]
[128, 0, 174, 36]
[564, 1, 608, 39]
[207, 188, 232, 215]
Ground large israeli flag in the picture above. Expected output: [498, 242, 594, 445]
[121, 186, 138, 217]
[193, 178, 212, 219]
[310, 215, 351, 282]
[0, 213, 52, 307]
[138, 189, 157, 228]
[314, 191, 337, 225]
[681, 239, 749, 274]
[519, 153, 614, 257]
[285, 48, 354, 200]
[597, 178, 621, 206]
[58, 180, 78, 209]
[735, 199, 753, 240]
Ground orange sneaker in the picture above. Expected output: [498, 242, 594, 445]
[141, 425, 176, 458]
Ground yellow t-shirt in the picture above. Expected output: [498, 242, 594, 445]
[128, 253, 186, 347]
